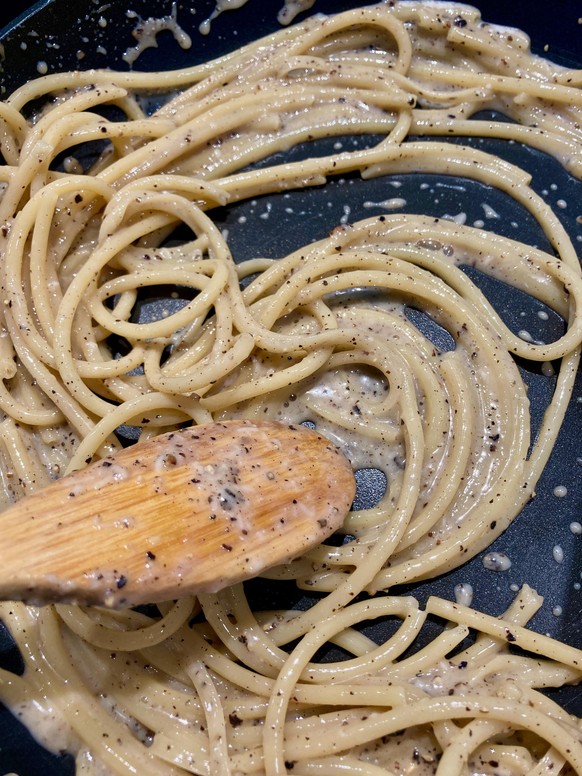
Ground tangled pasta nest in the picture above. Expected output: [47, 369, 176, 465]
[0, 2, 580, 774]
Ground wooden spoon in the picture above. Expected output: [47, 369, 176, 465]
[0, 419, 355, 608]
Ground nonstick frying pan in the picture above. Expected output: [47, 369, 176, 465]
[0, 1, 580, 773]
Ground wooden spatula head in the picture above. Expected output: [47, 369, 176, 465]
[0, 419, 355, 607]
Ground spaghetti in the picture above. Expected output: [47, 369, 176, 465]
[0, 2, 581, 773]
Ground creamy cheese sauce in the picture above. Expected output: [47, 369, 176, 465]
[0, 1, 580, 774]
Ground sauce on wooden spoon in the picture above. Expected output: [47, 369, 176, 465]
[0, 419, 355, 607]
